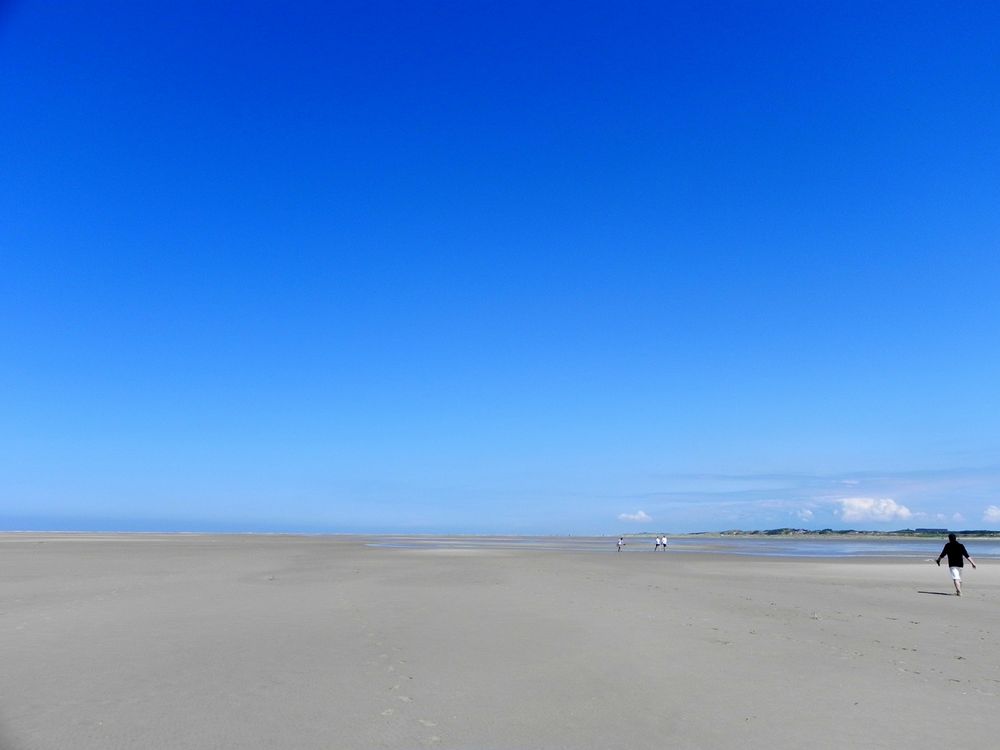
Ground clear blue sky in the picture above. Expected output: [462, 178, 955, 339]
[2, 1, 999, 534]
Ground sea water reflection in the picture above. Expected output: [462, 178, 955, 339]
[367, 535, 1000, 559]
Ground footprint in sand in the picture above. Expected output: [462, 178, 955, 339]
[381, 709, 395, 716]
[418, 719, 437, 727]
[397, 695, 412, 703]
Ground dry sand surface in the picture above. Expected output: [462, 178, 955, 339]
[1, 534, 997, 750]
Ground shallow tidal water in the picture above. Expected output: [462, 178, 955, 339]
[367, 534, 1000, 559]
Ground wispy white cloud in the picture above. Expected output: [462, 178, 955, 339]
[618, 510, 652, 523]
[628, 466, 1000, 531]
[952, 512, 965, 523]
[647, 466, 1000, 500]
[983, 506, 1000, 524]
[837, 497, 912, 523]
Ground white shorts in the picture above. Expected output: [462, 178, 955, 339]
[949, 567, 962, 581]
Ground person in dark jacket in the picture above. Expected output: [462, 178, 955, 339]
[936, 533, 977, 596]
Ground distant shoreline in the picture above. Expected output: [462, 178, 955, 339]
[2, 528, 998, 539]
[677, 528, 1000, 539]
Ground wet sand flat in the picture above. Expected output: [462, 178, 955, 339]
[1, 534, 996, 749]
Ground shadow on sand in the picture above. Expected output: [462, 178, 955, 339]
[917, 590, 955, 596]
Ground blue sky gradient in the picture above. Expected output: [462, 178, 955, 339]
[2, 1, 999, 533]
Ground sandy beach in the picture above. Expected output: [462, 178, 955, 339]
[1, 534, 996, 750]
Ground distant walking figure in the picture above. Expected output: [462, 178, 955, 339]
[654, 536, 661, 550]
[660, 535, 667, 550]
[617, 537, 624, 552]
[936, 533, 976, 596]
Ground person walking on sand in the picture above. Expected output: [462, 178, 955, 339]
[617, 537, 624, 552]
[654, 536, 661, 551]
[936, 533, 976, 596]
